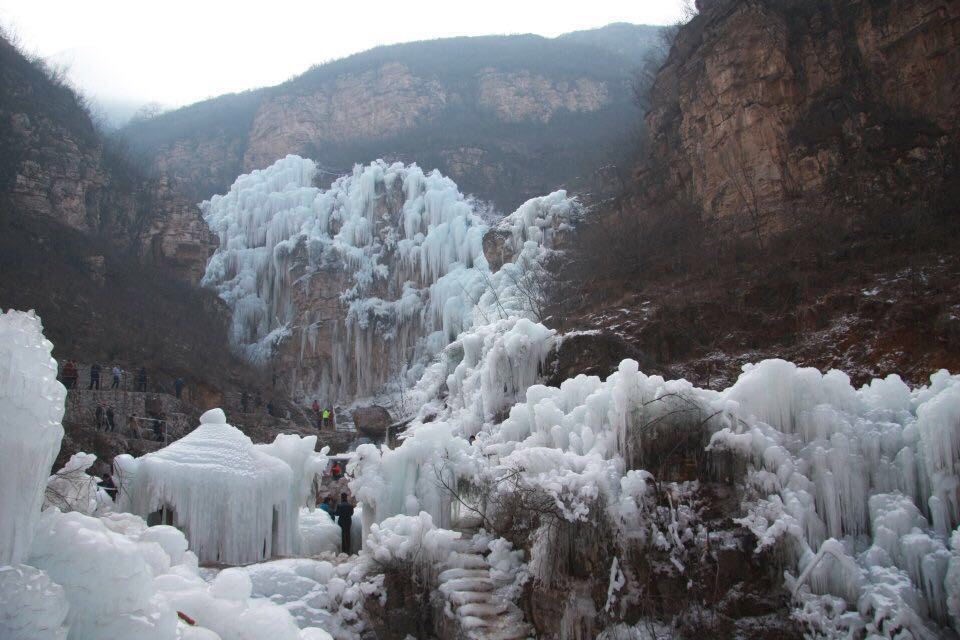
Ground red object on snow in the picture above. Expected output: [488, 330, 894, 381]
[177, 611, 196, 626]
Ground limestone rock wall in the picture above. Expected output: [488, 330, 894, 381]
[643, 0, 960, 231]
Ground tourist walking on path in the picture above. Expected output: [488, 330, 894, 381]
[89, 363, 101, 390]
[62, 361, 78, 389]
[111, 365, 122, 389]
[175, 377, 185, 399]
[95, 404, 105, 430]
[322, 408, 331, 429]
[106, 406, 116, 432]
[336, 493, 354, 553]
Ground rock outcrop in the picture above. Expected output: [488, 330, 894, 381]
[642, 0, 960, 234]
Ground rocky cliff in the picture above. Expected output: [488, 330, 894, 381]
[558, 0, 960, 389]
[122, 27, 663, 211]
[642, 0, 959, 235]
[0, 35, 215, 284]
[0, 34, 257, 397]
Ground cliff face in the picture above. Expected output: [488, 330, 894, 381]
[123, 28, 661, 211]
[643, 0, 959, 233]
[0, 36, 215, 285]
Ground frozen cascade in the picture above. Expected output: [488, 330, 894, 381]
[200, 155, 579, 404]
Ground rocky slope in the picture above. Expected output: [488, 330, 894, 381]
[121, 25, 663, 211]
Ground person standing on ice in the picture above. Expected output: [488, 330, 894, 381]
[106, 406, 116, 432]
[322, 408, 331, 429]
[174, 377, 185, 399]
[312, 400, 321, 429]
[95, 403, 105, 430]
[89, 362, 101, 389]
[336, 493, 354, 552]
[111, 365, 122, 389]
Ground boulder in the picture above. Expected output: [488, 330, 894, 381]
[352, 405, 393, 439]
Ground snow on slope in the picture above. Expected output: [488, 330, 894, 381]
[200, 155, 578, 404]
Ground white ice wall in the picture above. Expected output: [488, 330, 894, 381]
[0, 310, 65, 565]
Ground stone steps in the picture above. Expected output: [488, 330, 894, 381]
[435, 544, 532, 640]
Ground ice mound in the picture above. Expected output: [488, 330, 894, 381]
[0, 564, 69, 640]
[0, 309, 65, 565]
[116, 411, 327, 565]
[28, 508, 177, 640]
[44, 452, 99, 515]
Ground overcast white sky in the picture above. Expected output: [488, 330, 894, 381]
[0, 0, 682, 110]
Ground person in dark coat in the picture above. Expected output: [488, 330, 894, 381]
[98, 473, 118, 500]
[62, 361, 78, 389]
[89, 363, 101, 390]
[336, 493, 354, 553]
[174, 377, 185, 399]
[95, 404, 105, 430]
[106, 406, 116, 432]
[136, 367, 147, 392]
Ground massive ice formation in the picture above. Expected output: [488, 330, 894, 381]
[352, 341, 960, 636]
[0, 309, 65, 565]
[200, 155, 578, 404]
[116, 408, 328, 565]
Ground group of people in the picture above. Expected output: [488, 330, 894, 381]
[319, 492, 355, 552]
[94, 403, 117, 432]
[60, 361, 150, 392]
[311, 400, 333, 430]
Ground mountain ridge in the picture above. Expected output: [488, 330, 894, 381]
[120, 23, 664, 210]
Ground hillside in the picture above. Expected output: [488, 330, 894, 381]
[0, 32, 262, 408]
[120, 25, 663, 210]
